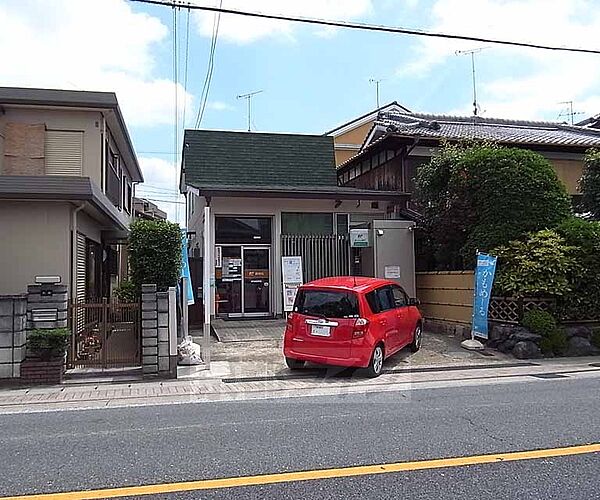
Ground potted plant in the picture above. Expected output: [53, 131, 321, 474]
[21, 328, 71, 385]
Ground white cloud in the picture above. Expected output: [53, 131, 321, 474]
[191, 0, 373, 44]
[0, 0, 192, 128]
[397, 0, 600, 120]
[206, 100, 235, 111]
[137, 157, 185, 224]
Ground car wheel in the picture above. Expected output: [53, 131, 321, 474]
[285, 357, 305, 370]
[365, 344, 384, 378]
[410, 324, 423, 353]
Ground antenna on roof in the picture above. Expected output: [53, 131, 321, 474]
[237, 90, 263, 132]
[558, 100, 584, 125]
[369, 78, 383, 108]
[455, 47, 489, 117]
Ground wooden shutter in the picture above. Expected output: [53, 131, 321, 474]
[45, 130, 83, 176]
[76, 233, 87, 304]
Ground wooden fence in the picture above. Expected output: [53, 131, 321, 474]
[415, 271, 474, 325]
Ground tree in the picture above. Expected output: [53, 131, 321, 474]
[415, 143, 572, 269]
[580, 148, 600, 219]
[128, 219, 182, 292]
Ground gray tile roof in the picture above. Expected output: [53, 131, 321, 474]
[183, 130, 338, 189]
[374, 111, 600, 148]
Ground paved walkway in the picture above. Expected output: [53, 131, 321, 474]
[1, 357, 599, 414]
[206, 319, 286, 342]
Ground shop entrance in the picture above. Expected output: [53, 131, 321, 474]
[215, 216, 272, 318]
[216, 246, 270, 317]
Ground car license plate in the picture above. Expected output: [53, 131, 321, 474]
[311, 325, 331, 337]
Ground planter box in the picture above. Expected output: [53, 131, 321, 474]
[20, 357, 64, 385]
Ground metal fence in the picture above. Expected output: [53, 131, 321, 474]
[68, 299, 141, 369]
[281, 234, 350, 282]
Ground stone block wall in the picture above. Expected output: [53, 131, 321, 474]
[141, 284, 176, 378]
[0, 295, 27, 379]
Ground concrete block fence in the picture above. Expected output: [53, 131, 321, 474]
[142, 284, 176, 379]
[0, 295, 27, 379]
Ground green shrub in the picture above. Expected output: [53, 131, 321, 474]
[521, 310, 557, 337]
[27, 328, 70, 359]
[415, 143, 572, 269]
[493, 230, 578, 298]
[540, 329, 568, 356]
[555, 218, 600, 319]
[114, 279, 138, 303]
[128, 219, 182, 292]
[580, 148, 600, 219]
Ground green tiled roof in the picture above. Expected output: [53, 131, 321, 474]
[183, 130, 338, 188]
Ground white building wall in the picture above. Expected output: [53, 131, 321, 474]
[192, 196, 388, 317]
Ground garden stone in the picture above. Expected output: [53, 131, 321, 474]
[489, 324, 514, 342]
[564, 326, 592, 340]
[512, 341, 542, 359]
[498, 338, 519, 353]
[510, 328, 542, 343]
[566, 336, 598, 357]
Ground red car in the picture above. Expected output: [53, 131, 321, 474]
[283, 277, 423, 377]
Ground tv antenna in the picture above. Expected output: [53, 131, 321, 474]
[369, 78, 383, 108]
[455, 47, 489, 116]
[237, 90, 263, 132]
[558, 101, 584, 125]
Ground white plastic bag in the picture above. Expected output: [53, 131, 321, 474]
[177, 336, 203, 365]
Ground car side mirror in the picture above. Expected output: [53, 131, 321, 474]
[408, 298, 420, 306]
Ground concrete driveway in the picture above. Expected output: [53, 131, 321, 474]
[185, 327, 512, 381]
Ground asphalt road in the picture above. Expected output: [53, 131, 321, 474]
[0, 376, 599, 499]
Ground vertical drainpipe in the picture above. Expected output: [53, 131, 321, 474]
[71, 203, 86, 304]
[101, 113, 107, 192]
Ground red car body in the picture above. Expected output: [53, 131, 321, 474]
[283, 277, 423, 374]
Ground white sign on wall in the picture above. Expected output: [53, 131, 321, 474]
[282, 256, 303, 312]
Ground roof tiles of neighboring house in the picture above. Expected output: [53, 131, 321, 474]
[339, 111, 600, 170]
[182, 130, 338, 189]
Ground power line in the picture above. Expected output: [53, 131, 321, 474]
[181, 7, 191, 129]
[195, 0, 223, 128]
[142, 197, 186, 205]
[129, 0, 600, 55]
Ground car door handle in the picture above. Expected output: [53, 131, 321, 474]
[379, 319, 387, 325]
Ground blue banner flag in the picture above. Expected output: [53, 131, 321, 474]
[471, 253, 497, 339]
[180, 229, 195, 305]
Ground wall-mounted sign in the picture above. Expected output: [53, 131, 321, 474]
[384, 265, 401, 279]
[282, 256, 303, 312]
[215, 246, 222, 268]
[350, 228, 370, 248]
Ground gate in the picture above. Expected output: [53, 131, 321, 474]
[68, 299, 141, 369]
[281, 234, 350, 282]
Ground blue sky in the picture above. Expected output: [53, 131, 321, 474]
[2, 0, 599, 221]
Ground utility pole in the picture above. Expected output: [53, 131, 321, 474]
[558, 100, 584, 125]
[456, 47, 488, 116]
[369, 78, 382, 108]
[237, 90, 263, 132]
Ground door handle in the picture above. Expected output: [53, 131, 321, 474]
[379, 319, 387, 325]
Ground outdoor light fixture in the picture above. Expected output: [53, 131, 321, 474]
[376, 229, 385, 236]
[35, 276, 61, 284]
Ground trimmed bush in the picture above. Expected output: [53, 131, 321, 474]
[521, 310, 557, 338]
[128, 219, 182, 292]
[492, 230, 577, 298]
[27, 328, 70, 359]
[415, 143, 572, 269]
[580, 148, 600, 219]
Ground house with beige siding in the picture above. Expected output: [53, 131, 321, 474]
[0, 87, 143, 302]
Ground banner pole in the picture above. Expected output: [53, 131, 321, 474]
[462, 250, 485, 351]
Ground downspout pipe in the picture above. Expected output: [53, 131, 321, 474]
[71, 203, 86, 304]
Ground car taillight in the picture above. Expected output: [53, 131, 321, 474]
[353, 317, 369, 338]
[286, 313, 295, 332]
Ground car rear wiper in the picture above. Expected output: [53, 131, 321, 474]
[308, 312, 330, 321]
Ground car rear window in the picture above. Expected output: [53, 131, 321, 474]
[294, 290, 359, 319]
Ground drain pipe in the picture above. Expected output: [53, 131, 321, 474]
[71, 203, 86, 304]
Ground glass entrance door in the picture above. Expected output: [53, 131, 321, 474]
[242, 247, 270, 316]
[215, 245, 271, 317]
